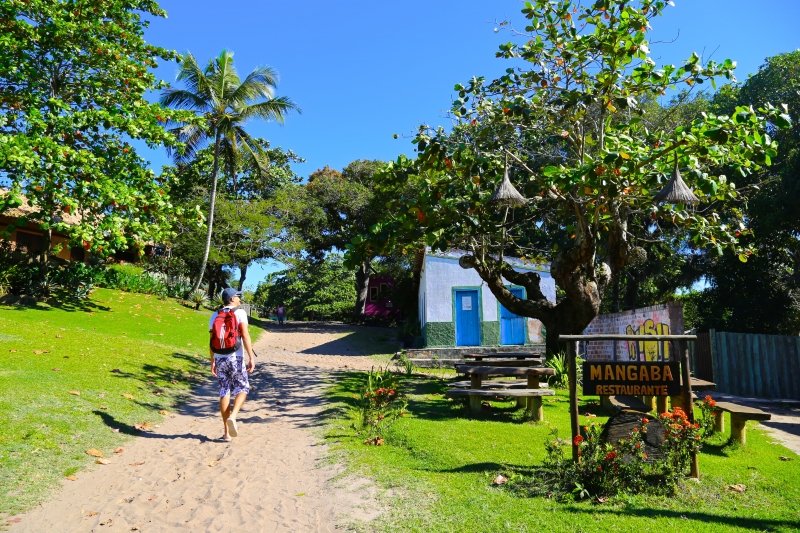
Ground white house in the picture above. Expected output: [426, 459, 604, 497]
[418, 250, 556, 347]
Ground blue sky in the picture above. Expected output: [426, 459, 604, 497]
[141, 1, 799, 289]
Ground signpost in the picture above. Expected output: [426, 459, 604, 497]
[560, 334, 698, 477]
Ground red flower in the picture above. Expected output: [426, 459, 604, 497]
[573, 435, 584, 446]
[641, 417, 650, 424]
[704, 395, 716, 408]
[604, 451, 617, 461]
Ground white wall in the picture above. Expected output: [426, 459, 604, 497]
[420, 251, 556, 325]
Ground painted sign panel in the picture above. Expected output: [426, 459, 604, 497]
[461, 296, 472, 311]
[582, 362, 681, 396]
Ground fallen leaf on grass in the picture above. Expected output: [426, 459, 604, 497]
[728, 484, 747, 493]
[51, 368, 61, 372]
[85, 448, 104, 458]
[68, 390, 81, 396]
[207, 460, 218, 467]
[33, 350, 50, 355]
[95, 458, 111, 465]
[129, 461, 145, 467]
[114, 447, 124, 454]
[779, 456, 792, 461]
[9, 349, 17, 353]
[158, 410, 168, 416]
[122, 393, 135, 400]
[99, 405, 109, 410]
[134, 422, 152, 432]
[110, 368, 122, 373]
[492, 475, 508, 486]
[66, 475, 77, 481]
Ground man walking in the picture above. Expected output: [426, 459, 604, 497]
[209, 288, 255, 441]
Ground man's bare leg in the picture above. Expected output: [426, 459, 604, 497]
[219, 394, 232, 438]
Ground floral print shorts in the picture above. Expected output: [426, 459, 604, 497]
[214, 355, 250, 397]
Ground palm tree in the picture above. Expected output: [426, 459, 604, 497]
[161, 50, 298, 293]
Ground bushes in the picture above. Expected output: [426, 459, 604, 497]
[513, 407, 710, 500]
[96, 263, 190, 298]
[0, 243, 98, 300]
[355, 367, 407, 445]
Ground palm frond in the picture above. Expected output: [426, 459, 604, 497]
[160, 88, 209, 111]
[230, 66, 279, 103]
[239, 97, 299, 124]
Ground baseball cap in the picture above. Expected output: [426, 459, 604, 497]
[221, 287, 243, 304]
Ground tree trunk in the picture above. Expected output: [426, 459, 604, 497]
[237, 263, 248, 291]
[191, 132, 222, 293]
[353, 260, 370, 322]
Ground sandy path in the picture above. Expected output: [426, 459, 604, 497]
[9, 323, 389, 532]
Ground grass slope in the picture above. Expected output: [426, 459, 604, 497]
[0, 288, 265, 516]
[327, 374, 800, 532]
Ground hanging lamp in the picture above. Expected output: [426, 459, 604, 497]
[654, 156, 699, 204]
[490, 159, 527, 207]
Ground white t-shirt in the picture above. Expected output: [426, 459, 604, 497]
[209, 307, 248, 357]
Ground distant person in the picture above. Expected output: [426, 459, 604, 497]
[209, 288, 255, 442]
[276, 304, 286, 326]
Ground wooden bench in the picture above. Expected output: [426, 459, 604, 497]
[458, 358, 543, 367]
[446, 388, 555, 419]
[449, 379, 547, 389]
[713, 401, 771, 445]
[452, 366, 555, 420]
[463, 352, 543, 362]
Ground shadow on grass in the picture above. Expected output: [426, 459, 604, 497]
[1, 294, 111, 313]
[92, 410, 212, 442]
[562, 505, 800, 531]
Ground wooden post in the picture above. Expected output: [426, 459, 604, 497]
[714, 410, 725, 433]
[568, 340, 580, 462]
[527, 374, 543, 421]
[679, 339, 699, 478]
[656, 396, 668, 414]
[469, 373, 482, 413]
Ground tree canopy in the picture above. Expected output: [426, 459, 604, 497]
[0, 0, 186, 262]
[366, 0, 788, 352]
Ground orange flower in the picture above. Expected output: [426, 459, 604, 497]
[573, 435, 584, 446]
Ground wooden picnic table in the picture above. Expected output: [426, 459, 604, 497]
[462, 351, 543, 361]
[449, 365, 556, 420]
[458, 358, 543, 367]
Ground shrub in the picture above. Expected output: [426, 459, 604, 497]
[355, 367, 407, 445]
[545, 352, 583, 389]
[513, 407, 705, 501]
[97, 263, 168, 296]
[187, 289, 209, 310]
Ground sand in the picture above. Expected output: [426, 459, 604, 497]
[8, 323, 390, 532]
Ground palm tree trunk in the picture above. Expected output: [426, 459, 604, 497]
[191, 132, 222, 293]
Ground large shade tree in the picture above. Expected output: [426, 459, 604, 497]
[0, 0, 186, 275]
[691, 51, 800, 334]
[370, 0, 787, 353]
[161, 50, 298, 292]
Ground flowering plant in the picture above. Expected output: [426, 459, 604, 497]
[357, 367, 407, 445]
[698, 395, 719, 436]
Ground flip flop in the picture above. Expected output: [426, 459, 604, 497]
[219, 435, 232, 443]
[226, 418, 238, 437]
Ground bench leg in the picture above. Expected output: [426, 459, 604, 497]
[656, 396, 668, 414]
[730, 415, 747, 445]
[469, 394, 482, 414]
[714, 410, 725, 433]
[527, 396, 543, 422]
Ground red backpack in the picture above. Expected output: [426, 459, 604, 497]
[210, 307, 240, 354]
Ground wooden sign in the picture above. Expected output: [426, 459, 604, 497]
[582, 361, 680, 396]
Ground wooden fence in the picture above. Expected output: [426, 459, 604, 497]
[692, 330, 800, 400]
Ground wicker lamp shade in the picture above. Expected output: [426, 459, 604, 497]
[491, 165, 527, 207]
[654, 162, 699, 204]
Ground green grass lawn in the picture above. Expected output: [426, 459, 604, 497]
[0, 288, 266, 516]
[326, 373, 800, 532]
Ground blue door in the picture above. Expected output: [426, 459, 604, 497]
[454, 289, 480, 346]
[500, 287, 526, 345]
